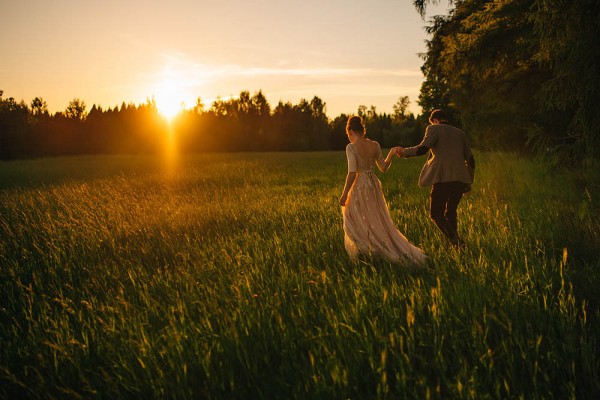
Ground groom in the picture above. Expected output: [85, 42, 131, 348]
[396, 109, 475, 249]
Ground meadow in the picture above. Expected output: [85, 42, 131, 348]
[0, 151, 598, 399]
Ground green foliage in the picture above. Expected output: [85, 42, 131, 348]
[532, 0, 600, 160]
[1, 152, 598, 399]
[354, 105, 425, 149]
[419, 0, 546, 149]
[64, 98, 87, 120]
[30, 97, 49, 117]
[415, 0, 600, 161]
[0, 90, 420, 160]
[0, 91, 31, 159]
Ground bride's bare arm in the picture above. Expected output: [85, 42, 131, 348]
[339, 172, 357, 206]
[377, 148, 396, 173]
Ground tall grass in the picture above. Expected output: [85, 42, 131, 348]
[1, 151, 598, 399]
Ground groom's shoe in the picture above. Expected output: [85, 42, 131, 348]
[449, 238, 467, 251]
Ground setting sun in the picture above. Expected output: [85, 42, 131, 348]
[154, 75, 186, 120]
[1, 1, 450, 120]
[151, 60, 214, 120]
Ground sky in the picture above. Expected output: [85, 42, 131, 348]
[1, 0, 451, 119]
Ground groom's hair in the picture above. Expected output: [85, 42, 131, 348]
[429, 109, 449, 124]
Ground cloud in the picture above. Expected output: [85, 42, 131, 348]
[214, 65, 422, 79]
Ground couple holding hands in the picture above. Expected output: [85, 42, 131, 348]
[339, 109, 475, 265]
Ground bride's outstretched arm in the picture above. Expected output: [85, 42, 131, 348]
[339, 172, 357, 206]
[377, 148, 396, 173]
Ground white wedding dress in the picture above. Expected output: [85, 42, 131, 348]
[342, 141, 427, 264]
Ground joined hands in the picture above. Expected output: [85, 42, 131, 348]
[391, 146, 405, 157]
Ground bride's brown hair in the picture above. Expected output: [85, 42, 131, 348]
[346, 116, 366, 136]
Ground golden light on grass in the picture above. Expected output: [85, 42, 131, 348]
[1, 151, 598, 398]
[149, 63, 191, 172]
[164, 122, 178, 175]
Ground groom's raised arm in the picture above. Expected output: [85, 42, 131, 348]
[402, 125, 438, 158]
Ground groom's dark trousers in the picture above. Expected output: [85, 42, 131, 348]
[402, 120, 474, 248]
[430, 181, 467, 245]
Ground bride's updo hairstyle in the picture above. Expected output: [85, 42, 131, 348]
[346, 116, 366, 137]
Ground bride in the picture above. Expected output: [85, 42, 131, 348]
[339, 116, 426, 265]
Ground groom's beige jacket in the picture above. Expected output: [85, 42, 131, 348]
[403, 123, 474, 187]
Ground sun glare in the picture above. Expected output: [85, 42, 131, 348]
[149, 57, 214, 120]
[155, 78, 185, 120]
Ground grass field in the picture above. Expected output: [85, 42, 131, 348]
[1, 151, 599, 399]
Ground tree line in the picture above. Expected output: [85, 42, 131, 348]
[3, 1, 597, 161]
[0, 90, 423, 160]
[414, 0, 599, 162]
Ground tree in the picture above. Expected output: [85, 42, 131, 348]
[250, 90, 271, 118]
[531, 0, 600, 160]
[413, 0, 455, 17]
[357, 105, 367, 118]
[309, 96, 330, 150]
[392, 96, 410, 122]
[0, 91, 31, 159]
[329, 114, 350, 150]
[413, 0, 600, 160]
[30, 97, 49, 117]
[416, 0, 551, 149]
[193, 97, 205, 114]
[64, 98, 87, 120]
[417, 13, 455, 117]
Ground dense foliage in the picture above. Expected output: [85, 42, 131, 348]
[415, 0, 600, 161]
[0, 90, 423, 160]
